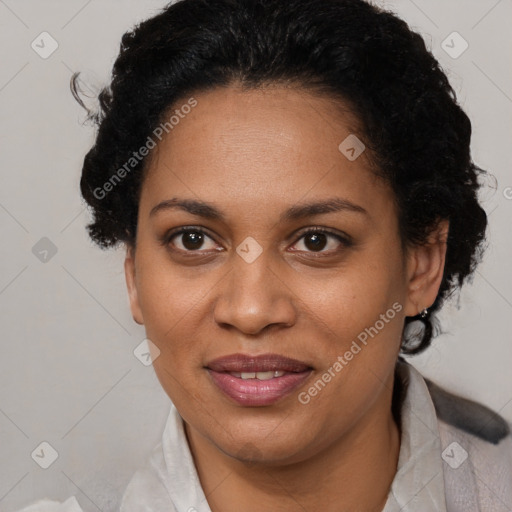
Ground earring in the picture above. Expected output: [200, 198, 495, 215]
[420, 308, 428, 318]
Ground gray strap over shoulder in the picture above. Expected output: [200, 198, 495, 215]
[426, 378, 512, 512]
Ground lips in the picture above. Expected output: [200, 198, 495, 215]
[206, 353, 311, 373]
[206, 353, 313, 406]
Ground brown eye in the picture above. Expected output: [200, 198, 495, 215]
[168, 229, 219, 252]
[291, 229, 351, 254]
[180, 231, 204, 250]
[303, 232, 328, 252]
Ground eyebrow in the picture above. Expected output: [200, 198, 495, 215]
[149, 197, 368, 221]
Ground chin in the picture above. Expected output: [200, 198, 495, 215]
[208, 419, 315, 466]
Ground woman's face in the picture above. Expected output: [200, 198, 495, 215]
[125, 86, 445, 464]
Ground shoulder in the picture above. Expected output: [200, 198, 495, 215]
[424, 376, 512, 510]
[14, 497, 83, 512]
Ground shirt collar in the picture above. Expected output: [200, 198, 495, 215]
[382, 359, 447, 512]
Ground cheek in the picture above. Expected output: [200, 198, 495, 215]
[135, 253, 209, 361]
[291, 255, 405, 403]
[137, 266, 208, 405]
[301, 254, 404, 339]
[291, 263, 404, 423]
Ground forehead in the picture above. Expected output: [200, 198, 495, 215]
[140, 86, 391, 219]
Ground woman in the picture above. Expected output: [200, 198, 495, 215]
[19, 0, 512, 510]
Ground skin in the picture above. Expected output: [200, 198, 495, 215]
[125, 85, 448, 512]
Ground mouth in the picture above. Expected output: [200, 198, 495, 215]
[205, 353, 313, 406]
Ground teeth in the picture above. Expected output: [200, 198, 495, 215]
[237, 371, 286, 380]
[255, 371, 275, 381]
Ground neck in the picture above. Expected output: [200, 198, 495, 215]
[185, 371, 401, 512]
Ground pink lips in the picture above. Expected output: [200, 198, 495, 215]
[206, 354, 313, 406]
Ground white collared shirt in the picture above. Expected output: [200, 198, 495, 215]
[16, 360, 512, 512]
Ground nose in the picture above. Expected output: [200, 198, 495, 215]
[213, 252, 297, 336]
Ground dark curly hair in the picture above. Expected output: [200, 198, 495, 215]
[71, 0, 488, 355]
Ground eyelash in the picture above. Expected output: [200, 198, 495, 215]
[161, 225, 353, 256]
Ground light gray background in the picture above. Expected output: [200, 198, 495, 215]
[0, 0, 511, 510]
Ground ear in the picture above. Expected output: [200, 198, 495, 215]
[124, 245, 144, 325]
[403, 219, 449, 317]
